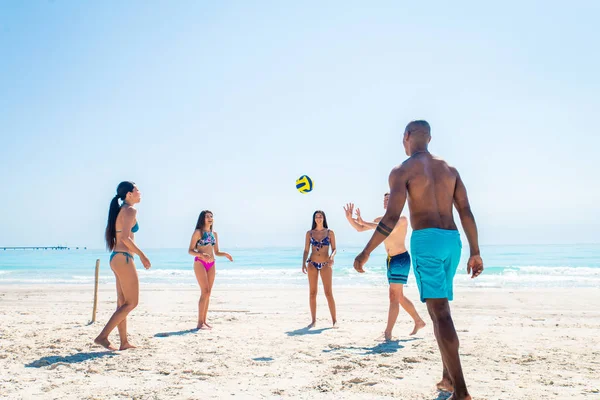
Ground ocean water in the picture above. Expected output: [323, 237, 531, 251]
[1, 244, 599, 289]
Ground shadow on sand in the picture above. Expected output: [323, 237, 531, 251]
[252, 357, 274, 362]
[154, 328, 199, 338]
[323, 337, 420, 355]
[26, 351, 117, 368]
[285, 325, 333, 336]
[432, 390, 453, 400]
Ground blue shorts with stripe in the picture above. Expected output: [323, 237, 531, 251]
[386, 251, 410, 285]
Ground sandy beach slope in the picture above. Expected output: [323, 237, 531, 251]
[0, 284, 599, 399]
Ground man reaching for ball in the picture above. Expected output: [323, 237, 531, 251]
[344, 195, 425, 340]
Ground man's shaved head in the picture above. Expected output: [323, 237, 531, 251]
[405, 120, 431, 137]
[403, 120, 431, 156]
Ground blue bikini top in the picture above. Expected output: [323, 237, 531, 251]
[197, 231, 216, 246]
[117, 203, 139, 233]
[310, 229, 330, 250]
[116, 221, 138, 234]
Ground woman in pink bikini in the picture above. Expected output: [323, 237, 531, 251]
[188, 210, 233, 330]
[302, 210, 337, 328]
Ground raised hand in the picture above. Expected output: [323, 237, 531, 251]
[343, 203, 355, 220]
[355, 208, 366, 224]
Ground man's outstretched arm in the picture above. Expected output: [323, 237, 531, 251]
[344, 203, 372, 232]
[355, 208, 381, 230]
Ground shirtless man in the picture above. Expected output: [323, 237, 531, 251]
[344, 194, 425, 339]
[354, 120, 484, 400]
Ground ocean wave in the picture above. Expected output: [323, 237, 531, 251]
[0, 277, 113, 284]
[142, 269, 194, 277]
[2, 264, 599, 288]
[505, 266, 600, 276]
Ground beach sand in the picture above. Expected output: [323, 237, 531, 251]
[0, 284, 599, 399]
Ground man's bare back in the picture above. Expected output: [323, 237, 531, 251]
[399, 153, 460, 231]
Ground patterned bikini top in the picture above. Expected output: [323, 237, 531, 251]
[310, 229, 330, 251]
[197, 231, 216, 246]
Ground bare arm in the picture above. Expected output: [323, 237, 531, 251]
[120, 208, 145, 257]
[188, 230, 202, 257]
[452, 169, 483, 278]
[360, 222, 379, 229]
[302, 232, 310, 273]
[328, 230, 337, 260]
[214, 232, 233, 261]
[349, 217, 371, 232]
[344, 203, 372, 232]
[452, 170, 480, 256]
[120, 207, 150, 269]
[355, 208, 380, 230]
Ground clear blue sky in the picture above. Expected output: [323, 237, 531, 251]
[1, 1, 598, 249]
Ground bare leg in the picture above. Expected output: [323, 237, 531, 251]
[426, 299, 470, 400]
[385, 285, 425, 340]
[307, 264, 319, 327]
[430, 307, 453, 391]
[95, 256, 139, 350]
[194, 261, 211, 330]
[319, 265, 337, 327]
[396, 285, 426, 336]
[429, 303, 454, 392]
[203, 265, 216, 328]
[384, 284, 401, 340]
[115, 276, 135, 350]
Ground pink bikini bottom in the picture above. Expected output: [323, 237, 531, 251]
[195, 256, 215, 271]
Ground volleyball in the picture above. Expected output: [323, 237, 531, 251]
[295, 175, 313, 193]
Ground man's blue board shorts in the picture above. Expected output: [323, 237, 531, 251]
[410, 228, 462, 303]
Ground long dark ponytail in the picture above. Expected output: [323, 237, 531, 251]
[195, 210, 213, 232]
[105, 181, 135, 250]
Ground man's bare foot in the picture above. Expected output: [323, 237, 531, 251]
[436, 378, 453, 392]
[410, 320, 426, 336]
[119, 342, 136, 351]
[198, 323, 212, 330]
[204, 322, 212, 329]
[384, 331, 393, 341]
[307, 322, 316, 329]
[94, 337, 117, 351]
[332, 321, 338, 329]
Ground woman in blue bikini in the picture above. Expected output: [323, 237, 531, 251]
[188, 210, 233, 330]
[302, 210, 337, 328]
[95, 181, 151, 351]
